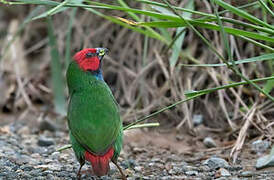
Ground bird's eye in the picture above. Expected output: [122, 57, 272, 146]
[86, 52, 95, 58]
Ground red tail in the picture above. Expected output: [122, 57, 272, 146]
[84, 148, 114, 176]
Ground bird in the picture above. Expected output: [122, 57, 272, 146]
[66, 48, 125, 179]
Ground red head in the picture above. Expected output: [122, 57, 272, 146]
[73, 48, 108, 72]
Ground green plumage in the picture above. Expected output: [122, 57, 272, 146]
[66, 61, 123, 163]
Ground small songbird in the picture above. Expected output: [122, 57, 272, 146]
[66, 48, 125, 179]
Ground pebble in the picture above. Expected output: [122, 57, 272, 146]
[181, 165, 199, 172]
[251, 140, 271, 154]
[39, 119, 57, 132]
[240, 171, 254, 177]
[203, 157, 229, 169]
[256, 151, 274, 169]
[215, 168, 231, 177]
[134, 166, 142, 171]
[185, 170, 198, 176]
[203, 137, 217, 148]
[193, 114, 203, 126]
[175, 135, 184, 141]
[121, 159, 136, 169]
[37, 137, 55, 147]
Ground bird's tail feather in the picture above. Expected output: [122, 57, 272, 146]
[84, 148, 114, 176]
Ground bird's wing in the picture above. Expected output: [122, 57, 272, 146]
[68, 80, 121, 154]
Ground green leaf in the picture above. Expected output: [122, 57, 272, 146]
[124, 123, 160, 130]
[169, 0, 193, 68]
[213, 0, 274, 30]
[47, 16, 66, 116]
[180, 53, 274, 67]
[185, 76, 274, 98]
[259, 0, 274, 17]
[137, 21, 274, 43]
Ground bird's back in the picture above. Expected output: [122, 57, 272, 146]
[67, 62, 121, 154]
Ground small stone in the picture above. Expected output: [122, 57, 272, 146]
[39, 119, 57, 132]
[50, 152, 60, 159]
[251, 140, 271, 154]
[203, 137, 217, 148]
[181, 165, 199, 172]
[46, 174, 55, 180]
[185, 170, 198, 176]
[239, 171, 253, 177]
[121, 159, 136, 169]
[193, 114, 203, 126]
[175, 135, 184, 141]
[215, 168, 231, 177]
[215, 178, 228, 180]
[44, 158, 53, 163]
[17, 126, 30, 135]
[203, 157, 229, 169]
[48, 164, 61, 171]
[256, 152, 274, 169]
[37, 137, 54, 147]
[134, 166, 142, 171]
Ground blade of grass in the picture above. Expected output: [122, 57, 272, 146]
[163, 0, 274, 101]
[65, 8, 77, 70]
[211, 0, 232, 63]
[84, 7, 169, 44]
[115, 0, 170, 45]
[47, 16, 66, 116]
[213, 0, 274, 30]
[116, 0, 139, 21]
[137, 0, 260, 17]
[268, 0, 274, 8]
[137, 21, 274, 43]
[123, 97, 194, 130]
[124, 123, 160, 130]
[169, 0, 193, 68]
[212, 0, 274, 102]
[259, 0, 274, 17]
[123, 75, 274, 130]
[185, 76, 274, 98]
[180, 53, 274, 67]
[238, 35, 274, 52]
[57, 144, 72, 152]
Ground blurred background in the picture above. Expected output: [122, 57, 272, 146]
[0, 0, 274, 178]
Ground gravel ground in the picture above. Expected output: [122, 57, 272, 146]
[0, 122, 274, 180]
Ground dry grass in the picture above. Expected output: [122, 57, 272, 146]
[0, 1, 273, 160]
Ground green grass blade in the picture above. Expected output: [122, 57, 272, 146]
[57, 144, 72, 152]
[84, 7, 169, 44]
[124, 123, 160, 131]
[47, 16, 66, 116]
[115, 0, 170, 45]
[138, 21, 274, 43]
[137, 0, 215, 18]
[180, 53, 274, 67]
[117, 0, 140, 21]
[213, 0, 274, 30]
[259, 0, 274, 17]
[268, 0, 274, 8]
[185, 76, 274, 98]
[238, 35, 274, 52]
[65, 7, 78, 70]
[169, 0, 193, 68]
[8, 0, 58, 5]
[123, 97, 194, 130]
[212, 0, 232, 63]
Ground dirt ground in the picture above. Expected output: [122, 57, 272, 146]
[1, 115, 274, 180]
